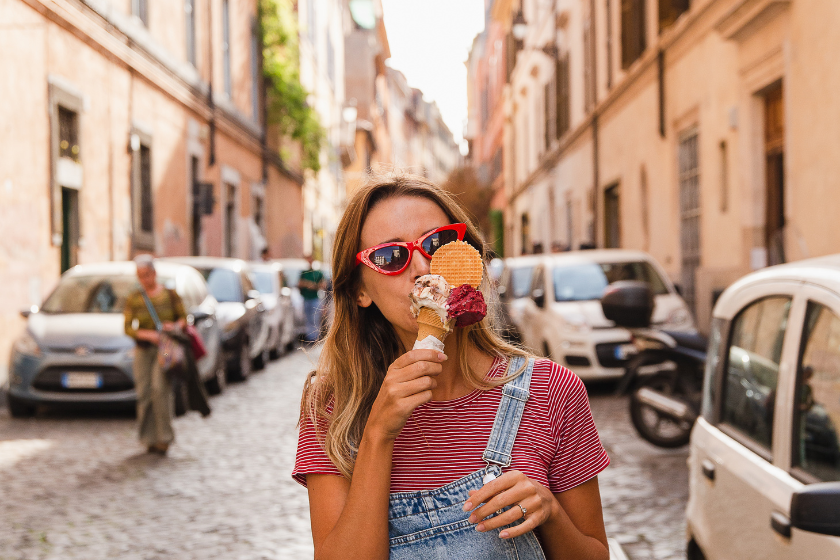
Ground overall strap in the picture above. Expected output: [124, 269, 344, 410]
[482, 356, 536, 469]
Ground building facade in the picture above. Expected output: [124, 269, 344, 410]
[491, 0, 840, 333]
[0, 0, 304, 386]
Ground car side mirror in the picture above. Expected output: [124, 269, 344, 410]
[246, 290, 261, 301]
[191, 310, 211, 323]
[790, 482, 840, 537]
[532, 288, 545, 308]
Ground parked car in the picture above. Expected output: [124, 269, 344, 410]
[6, 261, 225, 417]
[249, 261, 295, 357]
[686, 254, 840, 559]
[161, 257, 267, 380]
[496, 255, 544, 343]
[274, 258, 313, 342]
[512, 250, 695, 381]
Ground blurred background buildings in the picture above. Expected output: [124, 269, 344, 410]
[0, 0, 461, 388]
[466, 0, 840, 333]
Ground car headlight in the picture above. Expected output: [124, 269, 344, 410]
[13, 332, 41, 357]
[665, 307, 693, 329]
[558, 313, 590, 334]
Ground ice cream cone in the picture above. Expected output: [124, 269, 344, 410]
[416, 307, 454, 342]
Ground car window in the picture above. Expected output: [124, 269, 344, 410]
[509, 266, 534, 298]
[199, 268, 242, 303]
[252, 270, 276, 295]
[552, 261, 669, 302]
[600, 261, 669, 294]
[793, 301, 840, 482]
[702, 317, 726, 419]
[241, 272, 255, 294]
[531, 266, 545, 296]
[40, 273, 174, 313]
[721, 296, 791, 451]
[284, 267, 303, 287]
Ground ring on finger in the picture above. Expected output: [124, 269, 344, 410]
[517, 503, 527, 519]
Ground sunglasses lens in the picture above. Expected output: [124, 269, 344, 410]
[370, 245, 409, 272]
[422, 228, 460, 256]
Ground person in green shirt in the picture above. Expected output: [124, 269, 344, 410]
[299, 255, 326, 342]
[124, 255, 186, 455]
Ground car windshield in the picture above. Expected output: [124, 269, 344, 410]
[196, 268, 241, 303]
[252, 271, 275, 294]
[508, 266, 534, 298]
[553, 261, 669, 302]
[40, 273, 175, 313]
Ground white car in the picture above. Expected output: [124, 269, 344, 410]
[686, 254, 840, 559]
[512, 250, 695, 381]
[249, 261, 296, 357]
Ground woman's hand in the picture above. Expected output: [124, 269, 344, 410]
[366, 349, 447, 441]
[463, 470, 560, 539]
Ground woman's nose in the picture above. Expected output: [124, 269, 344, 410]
[410, 248, 431, 279]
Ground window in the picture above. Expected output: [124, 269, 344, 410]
[222, 0, 232, 97]
[131, 132, 154, 250]
[186, 0, 197, 66]
[583, 12, 595, 111]
[722, 296, 792, 452]
[58, 107, 80, 162]
[553, 261, 668, 302]
[604, 184, 620, 248]
[224, 183, 236, 257]
[508, 266, 534, 299]
[544, 82, 553, 150]
[133, 0, 148, 26]
[679, 130, 700, 314]
[621, 0, 646, 69]
[793, 302, 840, 482]
[251, 16, 260, 120]
[555, 54, 570, 138]
[199, 267, 242, 303]
[659, 0, 690, 33]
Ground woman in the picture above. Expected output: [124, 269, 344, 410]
[124, 255, 186, 455]
[293, 174, 610, 559]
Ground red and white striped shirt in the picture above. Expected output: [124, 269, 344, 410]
[292, 357, 610, 493]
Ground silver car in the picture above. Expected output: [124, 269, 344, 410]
[249, 261, 295, 357]
[6, 261, 225, 417]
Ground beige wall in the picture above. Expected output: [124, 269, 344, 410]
[502, 0, 840, 334]
[0, 0, 302, 386]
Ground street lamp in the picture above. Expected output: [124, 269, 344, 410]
[510, 9, 558, 58]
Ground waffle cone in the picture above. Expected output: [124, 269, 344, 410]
[416, 307, 453, 342]
[429, 240, 483, 288]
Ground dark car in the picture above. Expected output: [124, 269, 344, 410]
[161, 257, 267, 381]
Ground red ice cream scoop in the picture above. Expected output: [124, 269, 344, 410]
[447, 284, 487, 327]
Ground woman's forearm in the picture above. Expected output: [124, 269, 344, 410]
[537, 499, 609, 560]
[315, 428, 395, 560]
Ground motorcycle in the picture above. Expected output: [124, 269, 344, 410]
[601, 281, 708, 448]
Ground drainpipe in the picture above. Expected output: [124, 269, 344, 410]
[590, 0, 599, 248]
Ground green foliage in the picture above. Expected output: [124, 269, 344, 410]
[260, 0, 325, 172]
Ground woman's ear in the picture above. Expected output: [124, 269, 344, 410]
[356, 287, 373, 308]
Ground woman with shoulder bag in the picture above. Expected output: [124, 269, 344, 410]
[124, 255, 188, 455]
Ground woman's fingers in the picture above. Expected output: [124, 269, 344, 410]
[463, 471, 521, 513]
[476, 494, 541, 535]
[390, 349, 447, 371]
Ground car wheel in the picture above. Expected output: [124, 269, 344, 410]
[7, 394, 36, 418]
[230, 339, 252, 382]
[252, 347, 267, 370]
[205, 360, 226, 395]
[173, 380, 188, 417]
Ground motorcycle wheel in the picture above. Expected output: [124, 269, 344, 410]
[629, 371, 693, 448]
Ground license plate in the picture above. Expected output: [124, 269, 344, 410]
[61, 372, 103, 389]
[614, 344, 638, 360]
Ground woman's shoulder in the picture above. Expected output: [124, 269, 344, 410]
[526, 357, 586, 406]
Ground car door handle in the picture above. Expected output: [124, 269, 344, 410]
[771, 511, 791, 538]
[701, 459, 715, 481]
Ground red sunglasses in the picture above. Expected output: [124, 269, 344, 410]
[355, 223, 467, 275]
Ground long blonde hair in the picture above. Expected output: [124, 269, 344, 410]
[301, 172, 528, 478]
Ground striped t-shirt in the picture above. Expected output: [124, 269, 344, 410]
[292, 357, 610, 494]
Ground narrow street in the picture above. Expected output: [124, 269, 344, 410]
[1, 349, 687, 560]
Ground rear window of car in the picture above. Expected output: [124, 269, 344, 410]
[252, 271, 275, 295]
[508, 266, 535, 298]
[197, 268, 242, 303]
[553, 261, 669, 302]
[40, 273, 175, 313]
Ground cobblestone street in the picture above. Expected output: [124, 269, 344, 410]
[1, 349, 688, 560]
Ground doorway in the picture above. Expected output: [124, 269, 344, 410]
[604, 184, 620, 248]
[764, 82, 785, 265]
[61, 187, 80, 273]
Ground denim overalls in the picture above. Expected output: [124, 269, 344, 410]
[388, 357, 546, 559]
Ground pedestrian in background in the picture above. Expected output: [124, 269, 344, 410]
[293, 173, 610, 559]
[299, 255, 325, 342]
[124, 255, 187, 455]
